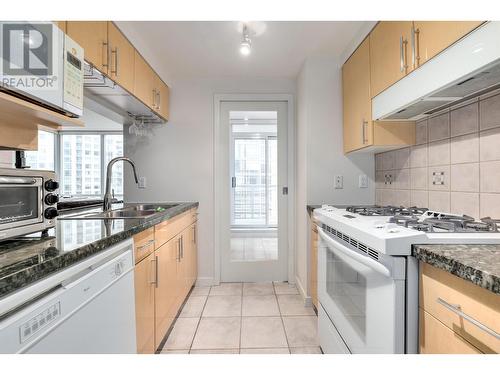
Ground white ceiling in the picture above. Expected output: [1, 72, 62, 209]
[116, 21, 369, 84]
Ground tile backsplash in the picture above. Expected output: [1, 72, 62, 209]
[375, 92, 500, 220]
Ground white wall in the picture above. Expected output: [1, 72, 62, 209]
[294, 56, 375, 297]
[124, 77, 296, 286]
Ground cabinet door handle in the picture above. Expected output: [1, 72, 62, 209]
[400, 36, 404, 72]
[437, 297, 500, 340]
[414, 27, 420, 66]
[136, 239, 155, 252]
[150, 257, 158, 287]
[156, 91, 161, 110]
[102, 41, 109, 69]
[111, 47, 119, 76]
[411, 26, 416, 68]
[180, 235, 184, 259]
[361, 120, 368, 144]
[177, 238, 181, 262]
[192, 225, 196, 244]
[152, 89, 157, 109]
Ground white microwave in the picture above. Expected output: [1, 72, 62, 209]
[0, 21, 84, 117]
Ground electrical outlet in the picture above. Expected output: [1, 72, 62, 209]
[138, 176, 147, 189]
[359, 174, 368, 188]
[334, 175, 343, 189]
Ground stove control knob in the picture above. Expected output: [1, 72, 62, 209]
[45, 179, 59, 192]
[44, 207, 59, 220]
[45, 194, 59, 206]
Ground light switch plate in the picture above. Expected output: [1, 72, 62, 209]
[359, 175, 368, 188]
[334, 175, 343, 189]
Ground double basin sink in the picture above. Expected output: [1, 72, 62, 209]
[60, 204, 179, 220]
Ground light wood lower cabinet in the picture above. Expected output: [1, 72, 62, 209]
[134, 252, 156, 354]
[419, 262, 500, 354]
[133, 209, 198, 353]
[154, 236, 180, 349]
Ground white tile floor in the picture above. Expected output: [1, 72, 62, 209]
[230, 237, 278, 261]
[160, 282, 321, 354]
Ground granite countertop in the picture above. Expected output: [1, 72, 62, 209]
[0, 202, 198, 300]
[413, 244, 500, 295]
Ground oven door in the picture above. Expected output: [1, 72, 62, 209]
[318, 228, 406, 353]
[0, 176, 43, 231]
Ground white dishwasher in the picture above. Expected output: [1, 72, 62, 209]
[0, 239, 137, 354]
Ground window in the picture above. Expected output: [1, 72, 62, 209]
[60, 133, 123, 198]
[24, 130, 55, 170]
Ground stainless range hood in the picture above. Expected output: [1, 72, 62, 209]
[83, 62, 165, 125]
[373, 22, 500, 121]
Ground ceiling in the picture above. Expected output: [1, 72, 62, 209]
[116, 21, 369, 83]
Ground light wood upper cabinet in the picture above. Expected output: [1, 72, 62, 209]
[155, 75, 170, 121]
[66, 21, 109, 74]
[412, 21, 484, 67]
[134, 252, 156, 354]
[370, 21, 414, 98]
[343, 38, 372, 153]
[108, 22, 135, 94]
[54, 21, 66, 33]
[133, 50, 156, 110]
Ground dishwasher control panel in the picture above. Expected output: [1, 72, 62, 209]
[20, 302, 60, 343]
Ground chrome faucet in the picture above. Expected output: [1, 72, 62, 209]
[103, 157, 139, 211]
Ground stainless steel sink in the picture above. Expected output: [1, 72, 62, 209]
[125, 204, 179, 212]
[86, 209, 157, 219]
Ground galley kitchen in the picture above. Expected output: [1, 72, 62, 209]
[0, 15, 498, 358]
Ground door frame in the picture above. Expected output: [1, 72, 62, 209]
[214, 94, 295, 285]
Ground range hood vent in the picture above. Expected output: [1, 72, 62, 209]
[83, 62, 165, 125]
[373, 22, 500, 121]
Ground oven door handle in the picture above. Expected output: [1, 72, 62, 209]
[0, 176, 37, 185]
[318, 228, 391, 277]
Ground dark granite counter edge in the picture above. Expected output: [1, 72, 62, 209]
[413, 245, 499, 295]
[0, 202, 198, 300]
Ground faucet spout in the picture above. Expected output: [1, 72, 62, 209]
[103, 157, 140, 211]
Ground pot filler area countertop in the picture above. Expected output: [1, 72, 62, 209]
[413, 244, 500, 295]
[0, 202, 199, 300]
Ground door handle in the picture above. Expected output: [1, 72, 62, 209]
[152, 89, 157, 109]
[156, 91, 161, 110]
[192, 225, 196, 244]
[231, 177, 236, 188]
[400, 36, 404, 72]
[361, 120, 368, 144]
[180, 235, 184, 259]
[411, 26, 416, 68]
[177, 238, 181, 262]
[150, 257, 158, 287]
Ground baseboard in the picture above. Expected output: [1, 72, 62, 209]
[295, 275, 312, 307]
[195, 277, 217, 287]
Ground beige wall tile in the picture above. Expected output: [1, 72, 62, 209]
[429, 191, 450, 212]
[480, 194, 500, 218]
[394, 147, 411, 169]
[395, 190, 411, 207]
[480, 128, 500, 161]
[479, 93, 500, 130]
[382, 151, 395, 170]
[451, 102, 479, 137]
[450, 133, 479, 164]
[375, 171, 386, 189]
[451, 192, 479, 219]
[411, 190, 429, 208]
[480, 160, 500, 193]
[415, 120, 428, 145]
[410, 144, 428, 168]
[393, 168, 410, 189]
[450, 163, 479, 192]
[411, 167, 428, 190]
[428, 139, 450, 166]
[428, 165, 450, 191]
[428, 112, 450, 141]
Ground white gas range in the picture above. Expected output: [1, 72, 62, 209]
[313, 205, 500, 354]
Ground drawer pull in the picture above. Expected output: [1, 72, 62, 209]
[136, 239, 155, 252]
[437, 297, 500, 340]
